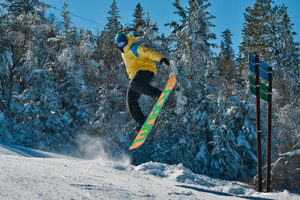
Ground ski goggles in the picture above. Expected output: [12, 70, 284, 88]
[116, 41, 128, 48]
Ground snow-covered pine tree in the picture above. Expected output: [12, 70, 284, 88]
[93, 0, 124, 98]
[94, 0, 125, 98]
[76, 29, 99, 108]
[105, 0, 122, 34]
[145, 10, 158, 34]
[175, 0, 217, 102]
[239, 0, 273, 83]
[0, 2, 44, 145]
[0, 49, 14, 143]
[135, 10, 159, 49]
[94, 0, 122, 75]
[147, 0, 259, 181]
[239, 0, 299, 157]
[150, 0, 218, 177]
[14, 12, 57, 148]
[216, 29, 238, 94]
[129, 3, 147, 37]
[16, 69, 61, 149]
[40, 3, 93, 152]
[0, 6, 9, 51]
[0, 0, 40, 16]
[208, 93, 258, 180]
[217, 29, 236, 79]
[88, 0, 130, 158]
[238, 0, 300, 176]
[270, 5, 300, 104]
[165, 0, 188, 34]
[143, 10, 160, 45]
[164, 0, 188, 73]
[269, 5, 300, 155]
[186, 0, 216, 62]
[61, 2, 72, 34]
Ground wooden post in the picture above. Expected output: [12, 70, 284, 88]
[255, 55, 262, 192]
[266, 67, 272, 192]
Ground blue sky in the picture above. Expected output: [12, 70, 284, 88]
[32, 1, 300, 54]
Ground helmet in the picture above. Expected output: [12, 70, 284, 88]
[115, 32, 128, 47]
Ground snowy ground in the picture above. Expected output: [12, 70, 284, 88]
[0, 143, 299, 200]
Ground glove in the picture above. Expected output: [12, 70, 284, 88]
[160, 58, 170, 66]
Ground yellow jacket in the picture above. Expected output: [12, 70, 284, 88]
[122, 34, 164, 79]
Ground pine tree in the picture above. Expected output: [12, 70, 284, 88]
[176, 0, 216, 69]
[239, 0, 274, 83]
[60, 2, 78, 49]
[17, 19, 58, 148]
[1, 0, 40, 16]
[145, 10, 158, 34]
[131, 3, 146, 37]
[0, 0, 97, 151]
[240, 0, 299, 99]
[0, 49, 15, 143]
[177, 0, 216, 89]
[90, 0, 129, 156]
[145, 0, 259, 181]
[0, 3, 43, 144]
[165, 0, 188, 34]
[271, 5, 299, 101]
[219, 29, 234, 61]
[61, 2, 72, 33]
[94, 0, 122, 69]
[217, 29, 237, 83]
[105, 0, 122, 34]
[209, 125, 241, 180]
[33, 3, 94, 151]
[137, 10, 160, 49]
[77, 29, 100, 92]
[238, 0, 299, 169]
[148, 0, 218, 177]
[269, 5, 300, 155]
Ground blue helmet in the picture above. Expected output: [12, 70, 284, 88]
[115, 32, 128, 47]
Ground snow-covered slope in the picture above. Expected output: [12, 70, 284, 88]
[0, 143, 299, 200]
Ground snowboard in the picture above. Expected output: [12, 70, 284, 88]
[129, 75, 177, 150]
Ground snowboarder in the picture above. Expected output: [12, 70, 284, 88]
[114, 32, 170, 132]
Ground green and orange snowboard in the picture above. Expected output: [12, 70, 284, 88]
[129, 76, 177, 150]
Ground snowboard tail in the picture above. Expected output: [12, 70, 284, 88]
[129, 76, 176, 150]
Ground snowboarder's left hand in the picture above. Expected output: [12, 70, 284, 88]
[160, 58, 170, 66]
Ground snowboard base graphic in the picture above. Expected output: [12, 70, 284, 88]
[129, 76, 176, 150]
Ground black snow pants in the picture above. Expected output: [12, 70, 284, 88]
[127, 70, 162, 126]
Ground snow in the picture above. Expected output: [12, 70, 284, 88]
[1, 143, 299, 200]
[280, 149, 300, 157]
